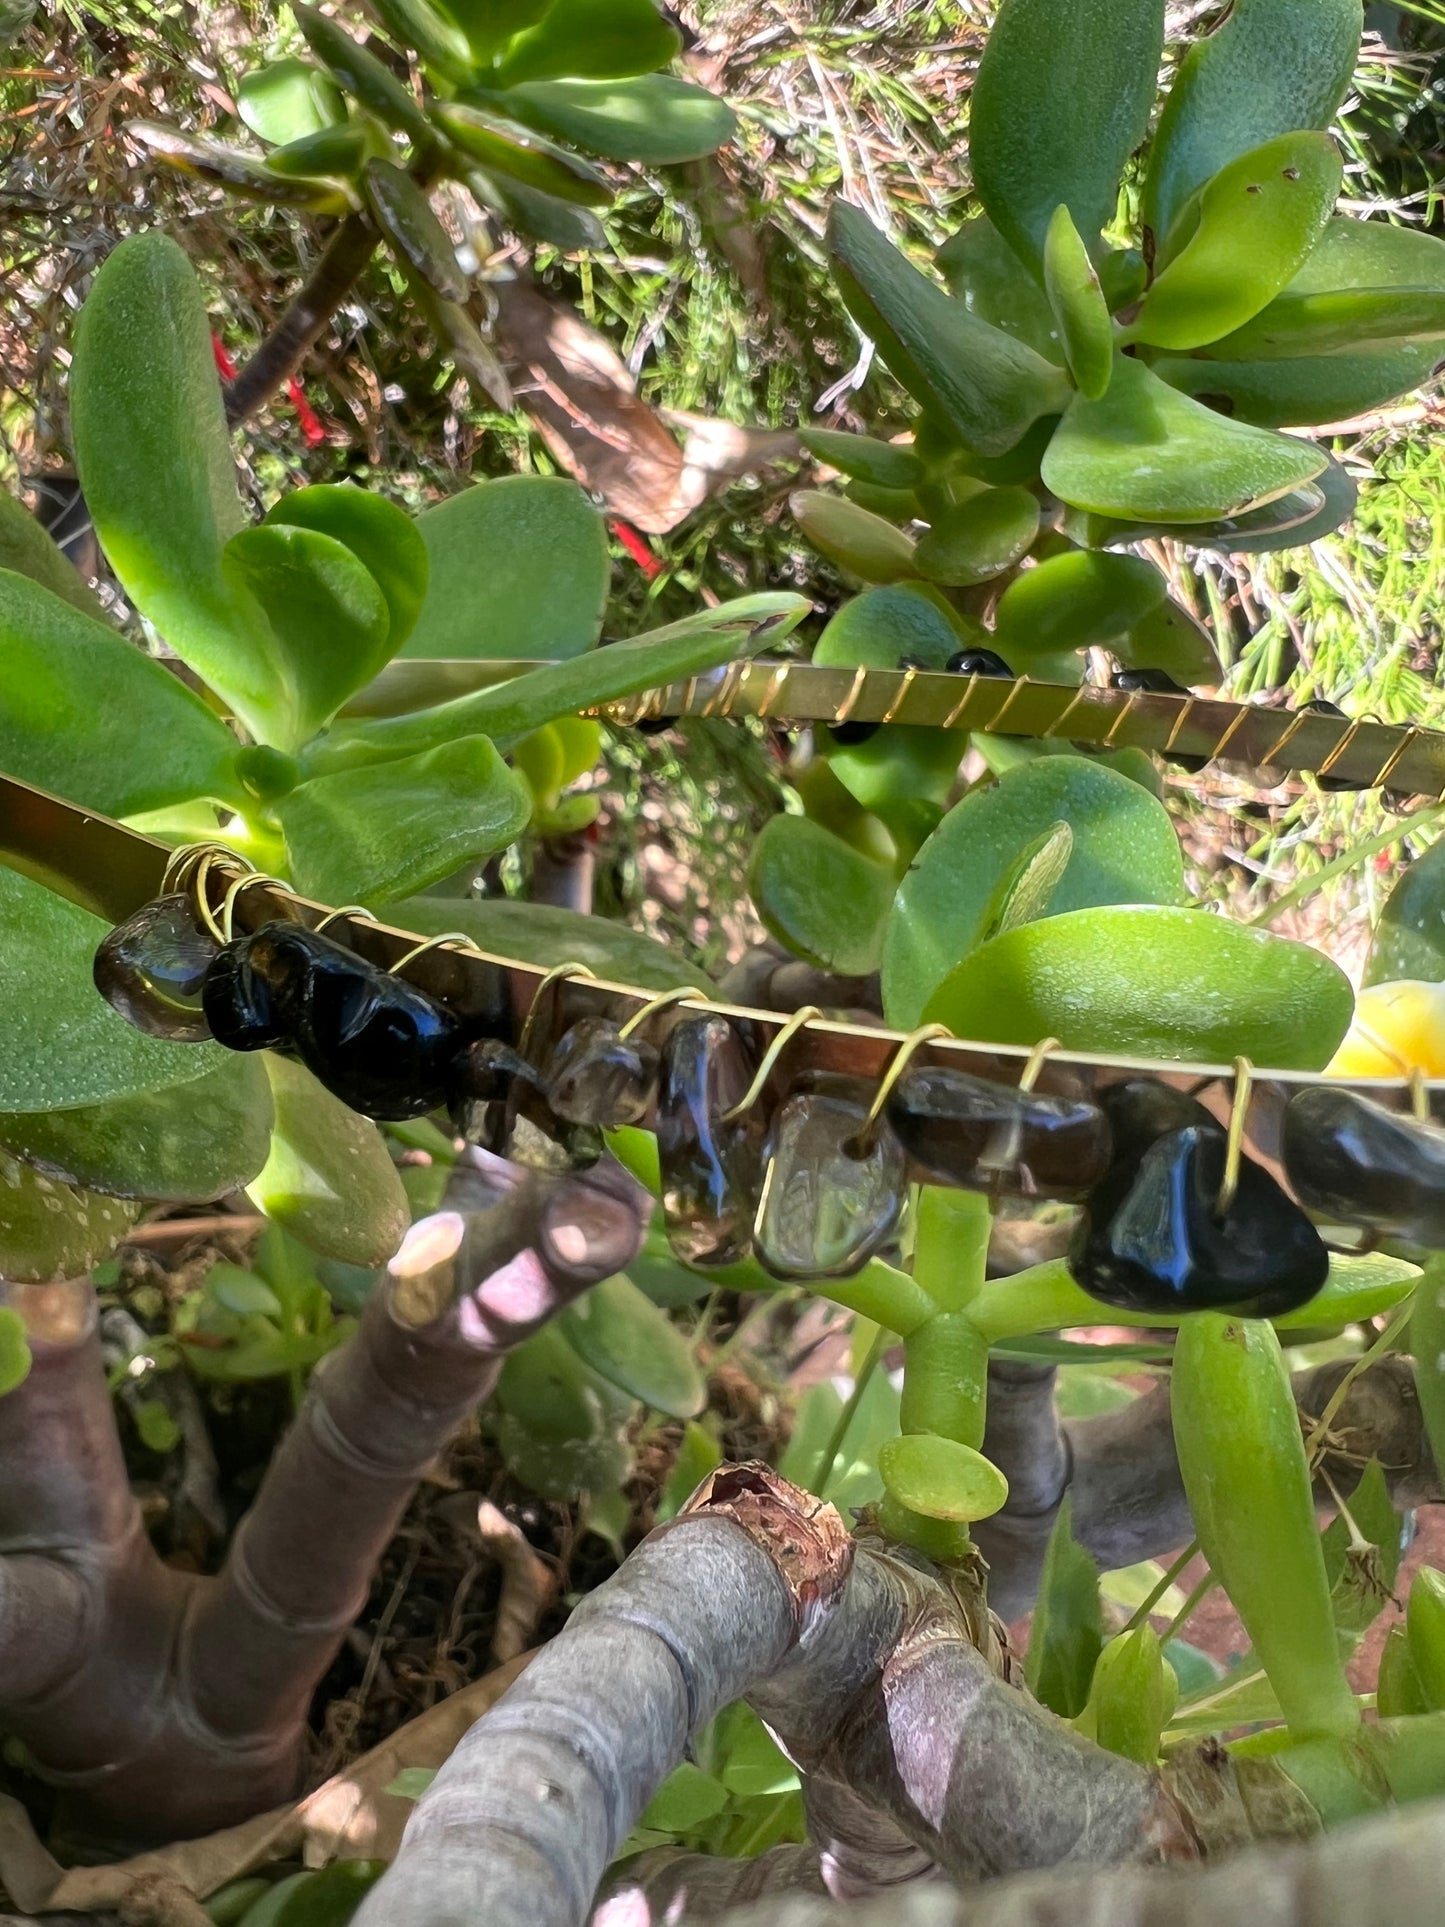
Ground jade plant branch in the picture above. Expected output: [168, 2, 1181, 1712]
[0, 1159, 649, 1850]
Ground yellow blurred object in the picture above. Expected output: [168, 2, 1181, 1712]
[1326, 980, 1445, 1077]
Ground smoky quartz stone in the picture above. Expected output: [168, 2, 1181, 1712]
[544, 1016, 659, 1128]
[1283, 1085, 1445, 1247]
[755, 1074, 905, 1281]
[886, 1065, 1112, 1201]
[448, 1038, 545, 1148]
[656, 1015, 764, 1267]
[93, 894, 220, 1042]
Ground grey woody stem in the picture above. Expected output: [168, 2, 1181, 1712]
[223, 214, 378, 425]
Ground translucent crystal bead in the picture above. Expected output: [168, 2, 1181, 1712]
[656, 1016, 764, 1267]
[544, 1016, 658, 1128]
[1283, 1085, 1445, 1247]
[92, 894, 219, 1042]
[755, 1074, 905, 1281]
[886, 1065, 1112, 1201]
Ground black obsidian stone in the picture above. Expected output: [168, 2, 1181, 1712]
[1096, 1079, 1216, 1168]
[94, 894, 219, 1042]
[1111, 668, 1189, 695]
[1070, 1121, 1329, 1317]
[827, 721, 880, 747]
[886, 1065, 1112, 1202]
[656, 1015, 765, 1267]
[1283, 1085, 1445, 1247]
[946, 647, 1013, 678]
[201, 935, 289, 1053]
[544, 1016, 659, 1129]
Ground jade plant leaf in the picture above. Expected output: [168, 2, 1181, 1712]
[439, 0, 552, 64]
[800, 430, 924, 490]
[0, 867, 237, 1113]
[1114, 595, 1222, 686]
[497, 74, 737, 164]
[922, 904, 1354, 1069]
[294, 4, 434, 145]
[473, 170, 606, 250]
[69, 232, 282, 741]
[365, 160, 468, 301]
[0, 1153, 140, 1283]
[0, 1311, 29, 1396]
[401, 476, 608, 661]
[558, 1271, 705, 1419]
[884, 757, 1185, 1027]
[433, 102, 612, 205]
[1043, 205, 1112, 399]
[970, 0, 1165, 269]
[937, 215, 1061, 359]
[878, 1432, 1008, 1523]
[1143, 0, 1362, 246]
[396, 896, 711, 992]
[1025, 1496, 1103, 1718]
[1155, 344, 1435, 429]
[976, 820, 1073, 946]
[828, 203, 1071, 456]
[0, 487, 107, 620]
[246, 1056, 409, 1265]
[266, 485, 429, 653]
[495, 1321, 635, 1501]
[493, 0, 681, 86]
[1040, 353, 1327, 521]
[237, 56, 343, 143]
[265, 123, 372, 180]
[1131, 132, 1343, 350]
[749, 815, 895, 976]
[992, 550, 1166, 659]
[0, 1058, 273, 1202]
[1364, 837, 1445, 987]
[0, 572, 245, 817]
[791, 490, 917, 584]
[913, 486, 1039, 587]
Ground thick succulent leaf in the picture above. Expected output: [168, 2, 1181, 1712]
[1364, 837, 1445, 987]
[936, 215, 1061, 359]
[69, 233, 283, 740]
[408, 276, 514, 410]
[246, 1056, 409, 1264]
[0, 1153, 139, 1284]
[828, 203, 1071, 456]
[1206, 291, 1445, 361]
[294, 5, 434, 145]
[1043, 205, 1112, 398]
[749, 815, 894, 976]
[879, 1433, 1008, 1524]
[1131, 133, 1342, 350]
[128, 123, 346, 209]
[1192, 454, 1357, 555]
[1025, 1497, 1103, 1717]
[992, 550, 1166, 658]
[791, 489, 917, 584]
[495, 1322, 634, 1501]
[492, 0, 681, 85]
[471, 168, 606, 249]
[913, 486, 1039, 587]
[970, 0, 1165, 269]
[277, 734, 532, 904]
[265, 123, 372, 180]
[0, 1313, 29, 1396]
[1156, 344, 1434, 428]
[396, 896, 711, 991]
[365, 160, 468, 300]
[0, 571, 245, 816]
[237, 56, 344, 144]
[497, 73, 736, 164]
[0, 486, 107, 621]
[1041, 353, 1327, 521]
[801, 430, 924, 490]
[922, 905, 1353, 1069]
[222, 523, 394, 744]
[435, 102, 611, 204]
[0, 1058, 272, 1202]
[1058, 478, 1335, 552]
[558, 1272, 705, 1418]
[883, 756, 1185, 1027]
[437, 0, 553, 63]
[1114, 596, 1222, 685]
[1143, 0, 1362, 246]
[976, 820, 1073, 945]
[266, 484, 428, 651]
[0, 867, 236, 1112]
[368, 0, 473, 77]
[402, 476, 607, 661]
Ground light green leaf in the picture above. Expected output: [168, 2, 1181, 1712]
[748, 815, 894, 976]
[559, 1272, 705, 1418]
[828, 203, 1070, 456]
[883, 756, 1184, 1027]
[937, 214, 1061, 359]
[1025, 1494, 1103, 1717]
[1155, 344, 1436, 429]
[878, 1432, 1008, 1523]
[801, 429, 923, 490]
[1206, 289, 1445, 361]
[0, 1309, 29, 1397]
[128, 122, 346, 209]
[791, 489, 916, 584]
[435, 101, 611, 204]
[401, 476, 607, 661]
[492, 0, 680, 85]
[237, 56, 344, 145]
[436, 0, 552, 63]
[977, 819, 1074, 946]
[1043, 204, 1112, 398]
[913, 486, 1039, 587]
[0, 1152, 139, 1283]
[0, 487, 107, 620]
[1365, 837, 1445, 986]
[970, 0, 1165, 269]
[395, 896, 710, 991]
[922, 904, 1354, 1069]
[0, 571, 244, 816]
[246, 1056, 410, 1264]
[1143, 0, 1362, 245]
[365, 159, 468, 301]
[1114, 595, 1222, 686]
[1131, 132, 1342, 350]
[499, 74, 736, 164]
[266, 484, 429, 653]
[1040, 352, 1327, 521]
[992, 550, 1166, 658]
[264, 123, 372, 180]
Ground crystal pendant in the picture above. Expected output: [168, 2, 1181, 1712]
[755, 1074, 905, 1281]
[656, 1016, 764, 1267]
[886, 1065, 1112, 1201]
[544, 1016, 658, 1128]
[1070, 1122, 1328, 1317]
[93, 894, 220, 1042]
[1283, 1085, 1445, 1247]
[448, 1039, 545, 1149]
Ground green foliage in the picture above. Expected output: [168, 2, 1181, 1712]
[0, 1153, 140, 1284]
[1024, 1496, 1103, 1718]
[557, 1271, 705, 1418]
[877, 1432, 1008, 1523]
[748, 815, 895, 975]
[177, 1226, 354, 1385]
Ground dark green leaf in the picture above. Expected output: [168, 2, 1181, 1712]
[559, 1271, 705, 1417]
[69, 232, 283, 741]
[1043, 205, 1112, 398]
[401, 475, 607, 661]
[396, 896, 711, 991]
[800, 429, 924, 489]
[493, 0, 681, 86]
[266, 484, 429, 652]
[264, 123, 371, 180]
[246, 1056, 410, 1264]
[412, 283, 515, 410]
[913, 486, 1040, 587]
[0, 867, 238, 1112]
[1155, 345, 1434, 429]
[1143, 0, 1362, 245]
[883, 756, 1184, 1027]
[293, 5, 435, 146]
[495, 1321, 635, 1500]
[0, 1153, 139, 1283]
[0, 486, 106, 620]
[970, 0, 1165, 269]
[936, 214, 1061, 359]
[437, 0, 558, 64]
[1365, 837, 1445, 986]
[992, 550, 1166, 657]
[237, 56, 344, 144]
[469, 168, 606, 248]
[222, 524, 393, 745]
[368, 0, 473, 78]
[748, 815, 894, 975]
[128, 123, 345, 208]
[1113, 595, 1222, 685]
[790, 489, 917, 584]
[1131, 132, 1342, 350]
[828, 203, 1070, 456]
[498, 73, 736, 164]
[922, 904, 1354, 1070]
[1040, 352, 1327, 521]
[435, 101, 611, 204]
[278, 734, 532, 903]
[0, 1059, 273, 1202]
[365, 159, 468, 300]
[1024, 1494, 1103, 1717]
[0, 571, 244, 817]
